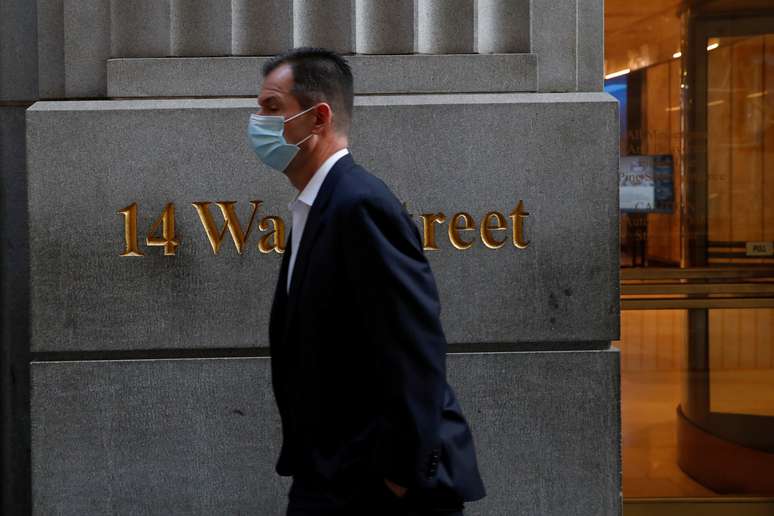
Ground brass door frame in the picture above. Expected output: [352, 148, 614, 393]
[679, 9, 774, 443]
[618, 12, 774, 508]
[683, 13, 774, 269]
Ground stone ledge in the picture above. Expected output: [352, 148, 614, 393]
[30, 350, 621, 515]
[106, 54, 538, 97]
[29, 92, 613, 112]
[26, 94, 619, 351]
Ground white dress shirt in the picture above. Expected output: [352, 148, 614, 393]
[287, 148, 350, 293]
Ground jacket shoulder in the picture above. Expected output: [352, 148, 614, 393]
[333, 162, 404, 218]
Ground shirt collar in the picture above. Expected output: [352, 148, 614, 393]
[288, 148, 350, 211]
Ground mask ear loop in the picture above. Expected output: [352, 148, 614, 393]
[285, 104, 319, 146]
[295, 132, 314, 146]
[284, 104, 318, 124]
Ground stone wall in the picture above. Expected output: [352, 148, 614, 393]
[2, 1, 620, 514]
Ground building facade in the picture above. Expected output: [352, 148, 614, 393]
[1, 1, 620, 515]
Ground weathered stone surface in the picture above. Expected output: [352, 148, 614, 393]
[170, 0, 230, 57]
[110, 0, 171, 58]
[63, 0, 110, 97]
[36, 0, 66, 99]
[0, 0, 38, 100]
[231, 0, 291, 56]
[33, 0, 603, 98]
[293, 0, 353, 54]
[31, 357, 290, 515]
[26, 94, 619, 352]
[477, 0, 530, 54]
[355, 0, 414, 54]
[417, 0, 474, 54]
[577, 0, 605, 92]
[106, 54, 537, 97]
[30, 350, 621, 515]
[532, 0, 577, 92]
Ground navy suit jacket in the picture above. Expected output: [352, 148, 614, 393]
[268, 152, 486, 502]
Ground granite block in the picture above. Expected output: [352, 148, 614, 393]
[36, 0, 66, 99]
[477, 0, 530, 54]
[26, 93, 618, 352]
[0, 0, 39, 101]
[231, 0, 292, 56]
[110, 0, 171, 58]
[355, 0, 414, 54]
[577, 0, 605, 92]
[63, 0, 110, 97]
[447, 350, 622, 515]
[106, 54, 538, 97]
[293, 0, 353, 54]
[417, 0, 474, 54]
[30, 357, 290, 515]
[532, 0, 577, 92]
[170, 0, 231, 57]
[30, 350, 621, 515]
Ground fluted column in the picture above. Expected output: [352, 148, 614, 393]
[37, 0, 66, 98]
[293, 0, 353, 54]
[171, 0, 231, 56]
[477, 0, 530, 53]
[577, 0, 604, 91]
[63, 0, 111, 96]
[110, 0, 171, 57]
[231, 0, 292, 56]
[355, 0, 414, 54]
[532, 0, 577, 91]
[417, 0, 474, 54]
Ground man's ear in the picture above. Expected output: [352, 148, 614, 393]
[313, 103, 333, 133]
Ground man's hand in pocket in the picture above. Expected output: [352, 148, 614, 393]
[384, 478, 408, 498]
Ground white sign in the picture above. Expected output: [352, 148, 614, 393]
[619, 156, 654, 211]
[746, 241, 774, 256]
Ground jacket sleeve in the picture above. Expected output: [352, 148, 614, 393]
[344, 192, 447, 489]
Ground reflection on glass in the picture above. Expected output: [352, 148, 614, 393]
[708, 35, 774, 267]
[608, 12, 774, 501]
[709, 308, 774, 417]
[616, 310, 709, 498]
[616, 309, 774, 498]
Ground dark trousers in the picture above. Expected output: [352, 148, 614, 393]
[285, 471, 465, 516]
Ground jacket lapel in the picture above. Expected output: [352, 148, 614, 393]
[283, 153, 354, 334]
[269, 227, 292, 347]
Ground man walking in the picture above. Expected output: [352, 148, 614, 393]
[247, 47, 486, 516]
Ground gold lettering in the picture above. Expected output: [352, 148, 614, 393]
[120, 199, 530, 255]
[118, 202, 145, 256]
[480, 211, 507, 249]
[420, 213, 446, 251]
[192, 200, 261, 255]
[448, 212, 475, 250]
[509, 200, 530, 249]
[257, 216, 286, 254]
[145, 202, 179, 256]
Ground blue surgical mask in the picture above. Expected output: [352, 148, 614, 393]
[246, 104, 317, 172]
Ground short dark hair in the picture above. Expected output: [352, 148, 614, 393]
[262, 47, 354, 135]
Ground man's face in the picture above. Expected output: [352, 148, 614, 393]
[256, 63, 315, 148]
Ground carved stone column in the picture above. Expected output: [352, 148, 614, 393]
[293, 0, 353, 54]
[231, 0, 291, 56]
[63, 0, 110, 96]
[110, 0, 171, 57]
[171, 0, 231, 57]
[355, 0, 414, 54]
[417, 0, 474, 54]
[477, 0, 529, 53]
